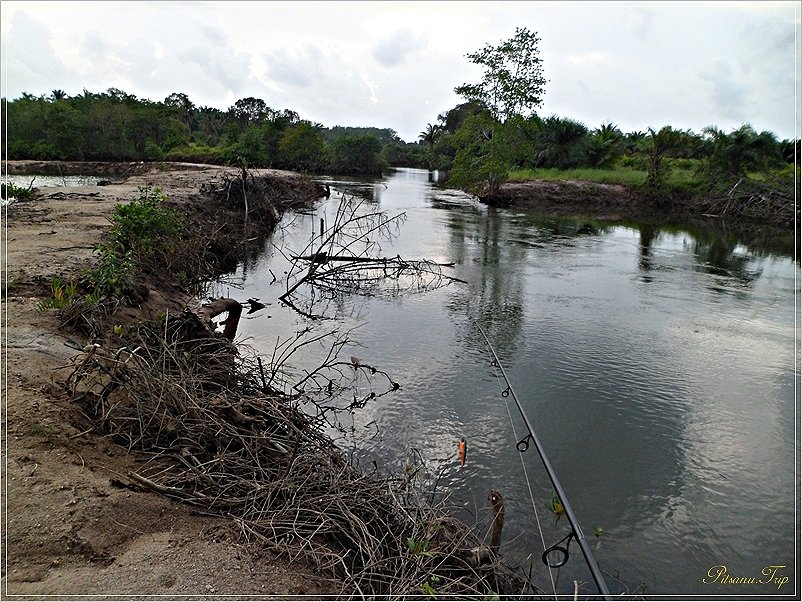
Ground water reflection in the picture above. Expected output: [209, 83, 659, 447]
[226, 168, 798, 597]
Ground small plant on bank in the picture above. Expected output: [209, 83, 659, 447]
[90, 186, 184, 300]
[36, 276, 103, 333]
[39, 187, 185, 331]
[1, 181, 34, 201]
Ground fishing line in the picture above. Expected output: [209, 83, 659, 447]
[476, 323, 613, 600]
[490, 358, 559, 600]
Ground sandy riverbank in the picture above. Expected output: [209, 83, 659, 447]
[2, 162, 332, 597]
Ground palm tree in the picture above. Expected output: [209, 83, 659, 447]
[645, 126, 690, 190]
[535, 116, 589, 169]
[587, 122, 624, 167]
[701, 124, 782, 178]
[418, 123, 443, 148]
[419, 123, 444, 170]
[50, 89, 67, 101]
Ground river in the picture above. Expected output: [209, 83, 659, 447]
[213, 167, 798, 598]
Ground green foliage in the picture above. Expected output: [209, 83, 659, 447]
[406, 537, 433, 557]
[645, 126, 695, 191]
[323, 125, 401, 146]
[37, 277, 103, 332]
[421, 575, 440, 598]
[587, 123, 625, 168]
[329, 133, 385, 175]
[509, 167, 648, 186]
[448, 113, 512, 197]
[222, 125, 268, 167]
[109, 186, 182, 257]
[90, 186, 183, 299]
[534, 116, 590, 169]
[700, 124, 784, 180]
[418, 123, 444, 169]
[455, 27, 546, 121]
[450, 28, 546, 196]
[36, 277, 78, 313]
[89, 246, 136, 299]
[144, 140, 165, 161]
[163, 142, 223, 164]
[1, 182, 34, 201]
[278, 121, 326, 171]
[437, 101, 489, 134]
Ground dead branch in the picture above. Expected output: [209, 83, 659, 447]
[63, 312, 534, 596]
[279, 196, 464, 319]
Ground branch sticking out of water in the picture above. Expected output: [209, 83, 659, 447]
[279, 196, 464, 319]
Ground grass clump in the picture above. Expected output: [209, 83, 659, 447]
[1, 181, 34, 201]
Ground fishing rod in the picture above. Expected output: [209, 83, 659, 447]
[476, 324, 613, 600]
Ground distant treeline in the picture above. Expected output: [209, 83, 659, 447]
[2, 89, 426, 175]
[2, 88, 799, 187]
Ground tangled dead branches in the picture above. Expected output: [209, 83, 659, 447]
[201, 167, 325, 229]
[64, 310, 532, 598]
[701, 176, 797, 228]
[279, 195, 466, 319]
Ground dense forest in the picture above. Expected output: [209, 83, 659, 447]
[2, 89, 421, 175]
[3, 87, 799, 199]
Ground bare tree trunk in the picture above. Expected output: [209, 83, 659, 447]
[196, 298, 243, 340]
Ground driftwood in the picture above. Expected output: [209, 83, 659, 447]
[489, 489, 505, 556]
[279, 196, 465, 319]
[196, 297, 243, 340]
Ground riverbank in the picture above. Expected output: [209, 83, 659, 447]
[2, 162, 342, 596]
[492, 177, 798, 233]
[3, 161, 524, 599]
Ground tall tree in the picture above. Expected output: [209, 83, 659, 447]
[230, 97, 269, 127]
[454, 27, 546, 122]
[451, 27, 546, 197]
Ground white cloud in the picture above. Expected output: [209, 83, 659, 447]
[372, 29, 428, 68]
[1, 1, 798, 142]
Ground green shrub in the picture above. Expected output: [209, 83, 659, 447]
[90, 186, 183, 300]
[37, 277, 104, 333]
[1, 182, 34, 201]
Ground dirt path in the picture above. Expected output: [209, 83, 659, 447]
[2, 164, 331, 598]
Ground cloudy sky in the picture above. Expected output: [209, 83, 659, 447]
[1, 1, 799, 142]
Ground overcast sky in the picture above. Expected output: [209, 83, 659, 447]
[1, 1, 799, 142]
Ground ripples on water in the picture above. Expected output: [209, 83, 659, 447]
[219, 169, 797, 597]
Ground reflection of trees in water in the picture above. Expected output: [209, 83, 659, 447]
[442, 211, 616, 353]
[637, 223, 763, 289]
[637, 223, 660, 276]
[443, 207, 527, 353]
[535, 217, 610, 239]
[314, 177, 382, 202]
[688, 234, 762, 288]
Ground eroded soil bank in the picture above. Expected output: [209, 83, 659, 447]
[493, 177, 798, 236]
[2, 162, 334, 598]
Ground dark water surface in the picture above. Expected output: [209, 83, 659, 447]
[216, 168, 798, 598]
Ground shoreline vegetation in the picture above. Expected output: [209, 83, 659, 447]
[3, 88, 798, 235]
[3, 161, 545, 598]
[7, 158, 798, 250]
